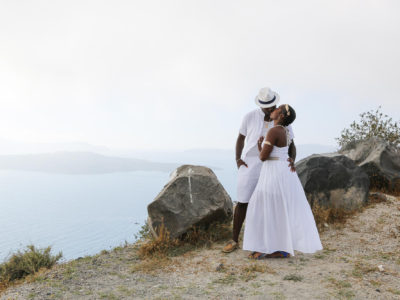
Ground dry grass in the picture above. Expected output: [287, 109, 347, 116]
[138, 223, 181, 258]
[312, 204, 357, 231]
[131, 257, 175, 275]
[327, 277, 352, 289]
[133, 221, 231, 274]
[351, 260, 377, 278]
[240, 263, 276, 282]
[283, 274, 303, 282]
[311, 191, 397, 232]
[138, 221, 231, 259]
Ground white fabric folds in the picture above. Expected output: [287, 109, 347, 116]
[243, 146, 323, 256]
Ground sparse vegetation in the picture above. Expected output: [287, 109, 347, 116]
[351, 260, 376, 278]
[312, 204, 357, 231]
[336, 106, 400, 149]
[239, 263, 276, 282]
[0, 245, 62, 290]
[388, 288, 400, 295]
[131, 221, 231, 274]
[134, 222, 152, 240]
[138, 221, 231, 259]
[327, 277, 352, 289]
[283, 274, 303, 282]
[212, 273, 237, 285]
[337, 288, 355, 299]
[137, 222, 181, 258]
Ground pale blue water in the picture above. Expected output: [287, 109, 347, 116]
[0, 167, 236, 262]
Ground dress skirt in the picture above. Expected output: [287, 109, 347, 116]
[243, 158, 323, 256]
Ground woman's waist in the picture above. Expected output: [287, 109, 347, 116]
[266, 150, 288, 160]
[265, 156, 288, 161]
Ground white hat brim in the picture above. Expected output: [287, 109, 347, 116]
[254, 92, 280, 108]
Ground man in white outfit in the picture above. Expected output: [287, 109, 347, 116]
[223, 87, 296, 253]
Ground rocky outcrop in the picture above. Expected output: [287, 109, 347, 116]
[147, 165, 233, 239]
[340, 137, 400, 193]
[296, 154, 370, 211]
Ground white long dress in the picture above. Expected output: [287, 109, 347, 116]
[243, 143, 323, 256]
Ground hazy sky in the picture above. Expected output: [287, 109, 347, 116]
[0, 0, 399, 151]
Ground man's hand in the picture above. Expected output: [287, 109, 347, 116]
[287, 158, 296, 172]
[236, 158, 248, 169]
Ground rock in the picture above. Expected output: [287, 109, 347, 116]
[296, 154, 369, 211]
[340, 137, 400, 193]
[147, 165, 233, 239]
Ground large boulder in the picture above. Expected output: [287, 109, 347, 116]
[296, 154, 370, 211]
[147, 165, 233, 239]
[340, 137, 400, 193]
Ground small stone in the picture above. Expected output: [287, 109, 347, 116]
[376, 289, 381, 293]
[216, 263, 224, 272]
[378, 265, 384, 272]
[324, 223, 329, 228]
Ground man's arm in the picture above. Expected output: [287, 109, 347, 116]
[288, 141, 296, 172]
[236, 134, 247, 169]
[288, 140, 296, 161]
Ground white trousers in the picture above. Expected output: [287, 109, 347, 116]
[237, 156, 262, 203]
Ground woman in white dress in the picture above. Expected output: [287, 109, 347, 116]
[243, 104, 322, 259]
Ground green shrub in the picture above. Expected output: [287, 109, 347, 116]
[134, 222, 152, 241]
[336, 106, 400, 149]
[0, 245, 62, 284]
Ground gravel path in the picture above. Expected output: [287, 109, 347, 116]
[1, 194, 400, 299]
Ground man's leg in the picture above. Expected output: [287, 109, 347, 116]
[222, 157, 261, 253]
[232, 202, 248, 243]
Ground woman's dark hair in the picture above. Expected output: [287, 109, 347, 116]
[281, 104, 296, 126]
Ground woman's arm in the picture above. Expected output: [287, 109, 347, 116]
[259, 129, 278, 161]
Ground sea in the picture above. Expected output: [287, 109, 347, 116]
[0, 160, 237, 262]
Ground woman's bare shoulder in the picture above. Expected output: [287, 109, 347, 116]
[267, 126, 285, 136]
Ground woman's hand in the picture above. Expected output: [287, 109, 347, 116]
[257, 136, 264, 152]
[287, 158, 296, 172]
[236, 158, 248, 169]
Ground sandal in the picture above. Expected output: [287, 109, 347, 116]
[222, 240, 239, 253]
[248, 251, 257, 259]
[265, 251, 291, 258]
[248, 252, 267, 260]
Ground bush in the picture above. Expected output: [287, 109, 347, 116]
[0, 245, 62, 285]
[336, 106, 400, 149]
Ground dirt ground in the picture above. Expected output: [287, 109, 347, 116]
[1, 194, 400, 300]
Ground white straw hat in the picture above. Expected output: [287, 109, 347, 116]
[254, 87, 280, 108]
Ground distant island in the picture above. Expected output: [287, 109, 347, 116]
[0, 144, 337, 175]
[0, 152, 179, 174]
